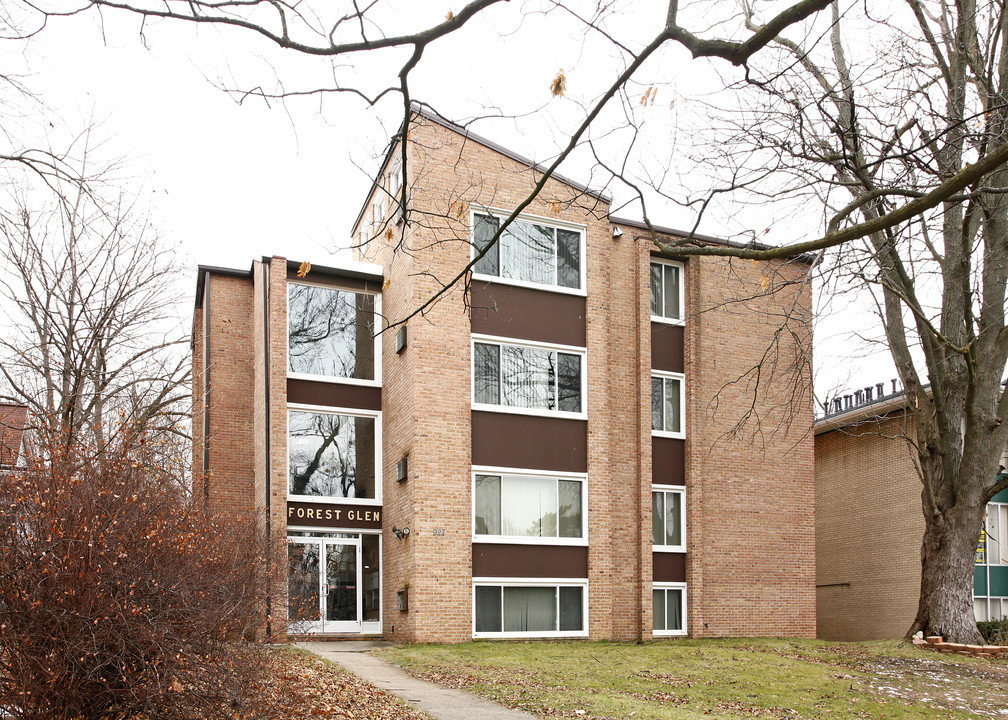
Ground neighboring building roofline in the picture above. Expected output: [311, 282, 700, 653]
[814, 391, 914, 435]
[611, 216, 818, 265]
[351, 101, 613, 235]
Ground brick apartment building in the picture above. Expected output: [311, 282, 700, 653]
[815, 390, 1008, 640]
[192, 105, 816, 642]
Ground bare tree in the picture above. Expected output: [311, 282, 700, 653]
[0, 163, 190, 454]
[641, 0, 1008, 644]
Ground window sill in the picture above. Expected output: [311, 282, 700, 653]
[652, 629, 687, 637]
[650, 315, 685, 327]
[652, 545, 686, 553]
[652, 430, 685, 440]
[473, 535, 588, 547]
[472, 272, 587, 298]
[473, 403, 587, 421]
[473, 630, 589, 639]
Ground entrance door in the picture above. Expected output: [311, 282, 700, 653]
[287, 537, 362, 634]
[323, 538, 361, 633]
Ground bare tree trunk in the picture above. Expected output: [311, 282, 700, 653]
[911, 491, 986, 644]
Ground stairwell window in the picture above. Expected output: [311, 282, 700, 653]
[288, 283, 379, 383]
[650, 260, 683, 323]
[472, 211, 584, 292]
[473, 336, 585, 417]
[287, 407, 381, 503]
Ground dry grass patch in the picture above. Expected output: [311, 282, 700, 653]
[380, 638, 1008, 720]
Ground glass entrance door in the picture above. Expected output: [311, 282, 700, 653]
[323, 538, 361, 632]
[287, 537, 362, 634]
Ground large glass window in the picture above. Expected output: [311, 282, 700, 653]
[474, 584, 586, 636]
[653, 584, 686, 635]
[288, 284, 377, 381]
[288, 410, 377, 500]
[652, 486, 685, 550]
[652, 373, 684, 436]
[473, 212, 582, 290]
[650, 261, 683, 322]
[473, 339, 583, 414]
[474, 473, 584, 540]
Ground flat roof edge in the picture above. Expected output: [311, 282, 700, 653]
[611, 216, 817, 265]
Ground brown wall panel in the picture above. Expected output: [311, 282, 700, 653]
[472, 411, 587, 472]
[286, 267, 383, 293]
[653, 552, 687, 582]
[473, 543, 588, 578]
[471, 281, 587, 347]
[652, 437, 685, 486]
[287, 378, 382, 411]
[651, 322, 684, 373]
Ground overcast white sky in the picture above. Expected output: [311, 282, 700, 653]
[4, 0, 898, 404]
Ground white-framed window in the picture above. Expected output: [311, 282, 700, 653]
[388, 155, 402, 212]
[980, 502, 1007, 565]
[471, 208, 586, 294]
[650, 259, 684, 324]
[473, 578, 588, 638]
[653, 582, 687, 636]
[652, 485, 685, 552]
[651, 371, 684, 438]
[287, 282, 381, 385]
[287, 404, 382, 505]
[360, 209, 371, 249]
[472, 334, 586, 418]
[472, 467, 587, 544]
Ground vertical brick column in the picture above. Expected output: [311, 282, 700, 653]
[205, 274, 256, 520]
[687, 256, 815, 637]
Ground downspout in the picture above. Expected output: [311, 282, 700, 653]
[263, 259, 273, 639]
[203, 271, 211, 507]
[634, 232, 643, 640]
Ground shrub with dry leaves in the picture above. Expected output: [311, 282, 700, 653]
[0, 432, 276, 719]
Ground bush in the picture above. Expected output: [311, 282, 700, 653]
[977, 618, 1008, 645]
[0, 432, 276, 719]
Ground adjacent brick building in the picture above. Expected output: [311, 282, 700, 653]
[0, 403, 27, 470]
[192, 105, 817, 642]
[815, 391, 1008, 640]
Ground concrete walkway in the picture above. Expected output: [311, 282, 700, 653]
[298, 641, 539, 720]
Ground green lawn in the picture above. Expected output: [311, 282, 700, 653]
[379, 638, 1008, 719]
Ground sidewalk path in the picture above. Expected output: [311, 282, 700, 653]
[298, 641, 540, 720]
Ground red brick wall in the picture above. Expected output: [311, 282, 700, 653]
[684, 254, 816, 637]
[202, 274, 257, 521]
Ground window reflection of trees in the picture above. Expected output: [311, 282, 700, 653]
[501, 345, 554, 409]
[475, 342, 581, 413]
[287, 543, 320, 631]
[288, 411, 374, 498]
[288, 285, 374, 380]
[472, 214, 581, 289]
